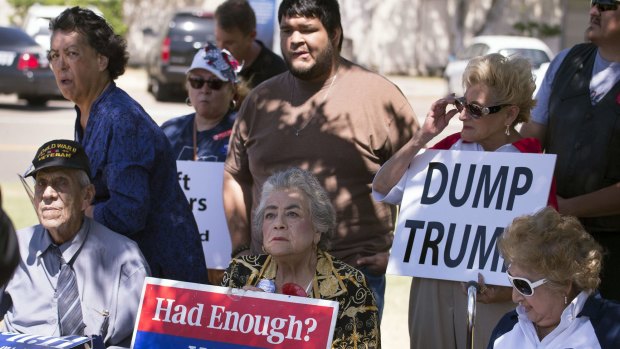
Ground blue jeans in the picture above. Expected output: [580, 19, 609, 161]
[358, 266, 386, 324]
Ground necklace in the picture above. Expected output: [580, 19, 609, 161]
[292, 73, 338, 136]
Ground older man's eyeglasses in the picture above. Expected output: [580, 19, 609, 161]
[507, 270, 548, 297]
[454, 97, 510, 119]
[591, 0, 619, 12]
[188, 77, 225, 90]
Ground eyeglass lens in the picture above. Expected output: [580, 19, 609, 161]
[511, 278, 534, 296]
[455, 98, 484, 118]
[188, 77, 225, 90]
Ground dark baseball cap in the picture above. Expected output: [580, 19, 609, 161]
[25, 139, 91, 179]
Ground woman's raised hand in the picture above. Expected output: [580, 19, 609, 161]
[420, 95, 460, 140]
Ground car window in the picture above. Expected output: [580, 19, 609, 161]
[498, 48, 551, 69]
[168, 14, 215, 42]
[0, 27, 38, 46]
[457, 43, 489, 60]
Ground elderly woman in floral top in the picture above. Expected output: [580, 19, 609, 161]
[222, 168, 380, 348]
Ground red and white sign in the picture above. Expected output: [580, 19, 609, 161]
[131, 278, 339, 349]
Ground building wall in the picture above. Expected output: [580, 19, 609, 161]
[340, 0, 567, 75]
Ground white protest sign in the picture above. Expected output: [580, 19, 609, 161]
[386, 149, 556, 286]
[177, 161, 231, 269]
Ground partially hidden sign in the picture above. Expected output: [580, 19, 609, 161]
[177, 161, 231, 269]
[386, 149, 556, 286]
[0, 333, 95, 348]
[131, 278, 339, 349]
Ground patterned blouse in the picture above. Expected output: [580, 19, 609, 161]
[221, 250, 381, 348]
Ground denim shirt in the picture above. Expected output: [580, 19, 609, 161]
[74, 83, 208, 283]
[161, 111, 236, 162]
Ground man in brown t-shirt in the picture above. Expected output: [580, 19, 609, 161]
[223, 0, 419, 319]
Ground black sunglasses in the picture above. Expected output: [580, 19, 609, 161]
[188, 77, 226, 90]
[591, 0, 619, 12]
[507, 270, 548, 297]
[454, 97, 510, 119]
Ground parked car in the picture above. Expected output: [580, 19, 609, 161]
[145, 9, 216, 101]
[22, 4, 102, 51]
[0, 26, 63, 106]
[444, 35, 554, 96]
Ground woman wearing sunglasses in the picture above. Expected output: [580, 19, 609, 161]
[488, 206, 620, 348]
[372, 53, 557, 349]
[162, 43, 246, 162]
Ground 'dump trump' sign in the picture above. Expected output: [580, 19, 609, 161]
[131, 278, 339, 349]
[386, 149, 556, 286]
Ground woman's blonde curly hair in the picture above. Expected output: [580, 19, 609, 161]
[498, 206, 602, 293]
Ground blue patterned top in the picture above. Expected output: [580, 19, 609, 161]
[161, 111, 236, 162]
[74, 83, 208, 283]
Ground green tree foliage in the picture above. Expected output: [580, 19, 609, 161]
[9, 0, 127, 36]
[513, 21, 561, 39]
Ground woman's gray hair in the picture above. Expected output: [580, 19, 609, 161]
[253, 167, 336, 250]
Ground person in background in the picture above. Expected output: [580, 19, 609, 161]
[215, 0, 287, 89]
[48, 7, 208, 283]
[520, 0, 620, 301]
[161, 43, 242, 284]
[161, 43, 242, 162]
[372, 53, 557, 349]
[488, 206, 620, 348]
[223, 0, 418, 321]
[0, 140, 150, 347]
[222, 168, 380, 348]
[0, 188, 19, 287]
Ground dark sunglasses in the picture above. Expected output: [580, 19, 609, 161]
[507, 270, 548, 297]
[454, 97, 510, 119]
[591, 0, 619, 12]
[188, 77, 226, 90]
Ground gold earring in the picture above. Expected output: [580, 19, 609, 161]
[505, 125, 510, 136]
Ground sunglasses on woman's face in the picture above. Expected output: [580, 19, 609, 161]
[188, 77, 226, 90]
[591, 0, 619, 12]
[507, 270, 548, 297]
[454, 97, 510, 119]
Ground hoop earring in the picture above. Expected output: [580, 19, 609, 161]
[505, 125, 510, 136]
[186, 97, 192, 107]
[230, 98, 237, 110]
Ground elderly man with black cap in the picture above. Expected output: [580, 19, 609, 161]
[521, 0, 620, 301]
[0, 140, 150, 348]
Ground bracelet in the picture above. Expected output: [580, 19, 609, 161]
[231, 244, 251, 258]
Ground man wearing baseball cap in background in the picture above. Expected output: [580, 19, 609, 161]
[0, 139, 150, 347]
[521, 0, 620, 301]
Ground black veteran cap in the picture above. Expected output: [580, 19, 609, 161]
[26, 139, 91, 179]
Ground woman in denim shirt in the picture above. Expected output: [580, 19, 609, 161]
[47, 7, 208, 283]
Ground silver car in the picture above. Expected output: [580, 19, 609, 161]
[444, 35, 554, 96]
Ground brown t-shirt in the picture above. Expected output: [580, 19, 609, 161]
[225, 58, 417, 266]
